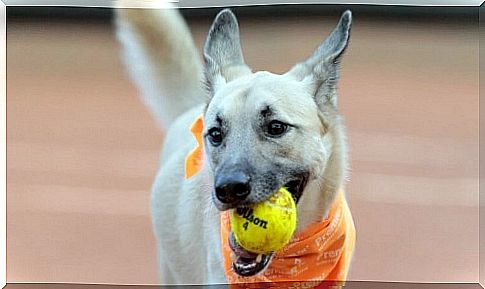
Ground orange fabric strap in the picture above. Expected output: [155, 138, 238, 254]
[185, 114, 356, 288]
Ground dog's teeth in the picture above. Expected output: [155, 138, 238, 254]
[231, 253, 237, 263]
[256, 254, 262, 263]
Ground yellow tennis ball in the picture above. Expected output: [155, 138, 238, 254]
[230, 187, 297, 254]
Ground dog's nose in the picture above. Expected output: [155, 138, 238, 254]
[215, 172, 251, 204]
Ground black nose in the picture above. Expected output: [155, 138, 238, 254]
[215, 171, 251, 204]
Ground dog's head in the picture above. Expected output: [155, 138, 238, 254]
[202, 9, 352, 276]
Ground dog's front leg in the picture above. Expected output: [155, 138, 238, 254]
[156, 248, 179, 285]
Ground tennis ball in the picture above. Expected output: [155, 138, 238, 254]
[230, 187, 297, 254]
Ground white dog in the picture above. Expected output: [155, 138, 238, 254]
[116, 2, 355, 286]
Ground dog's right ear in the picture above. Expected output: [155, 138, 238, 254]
[203, 9, 252, 96]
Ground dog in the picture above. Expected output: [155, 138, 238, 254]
[116, 2, 355, 286]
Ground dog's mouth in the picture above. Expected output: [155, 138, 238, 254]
[229, 173, 309, 277]
[229, 232, 273, 277]
[284, 173, 309, 203]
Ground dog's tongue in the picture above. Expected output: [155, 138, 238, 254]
[229, 231, 259, 258]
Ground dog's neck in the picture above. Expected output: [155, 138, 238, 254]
[295, 115, 348, 233]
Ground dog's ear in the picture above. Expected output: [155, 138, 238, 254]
[286, 10, 352, 108]
[203, 9, 252, 96]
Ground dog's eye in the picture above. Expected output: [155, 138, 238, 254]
[208, 127, 223, 145]
[267, 120, 288, 137]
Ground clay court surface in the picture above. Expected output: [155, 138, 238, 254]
[7, 11, 479, 284]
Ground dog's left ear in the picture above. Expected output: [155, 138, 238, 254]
[204, 9, 252, 96]
[286, 10, 352, 109]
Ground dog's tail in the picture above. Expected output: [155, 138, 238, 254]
[115, 1, 205, 129]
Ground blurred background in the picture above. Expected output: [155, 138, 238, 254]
[7, 4, 479, 285]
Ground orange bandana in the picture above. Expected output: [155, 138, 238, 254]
[185, 114, 356, 288]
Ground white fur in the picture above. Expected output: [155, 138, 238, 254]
[115, 1, 205, 129]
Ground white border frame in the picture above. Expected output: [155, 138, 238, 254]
[1, 1, 482, 288]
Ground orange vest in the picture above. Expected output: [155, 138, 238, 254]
[185, 114, 356, 288]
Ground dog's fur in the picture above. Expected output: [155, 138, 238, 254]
[116, 2, 352, 285]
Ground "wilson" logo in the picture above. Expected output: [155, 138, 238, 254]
[236, 207, 268, 230]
